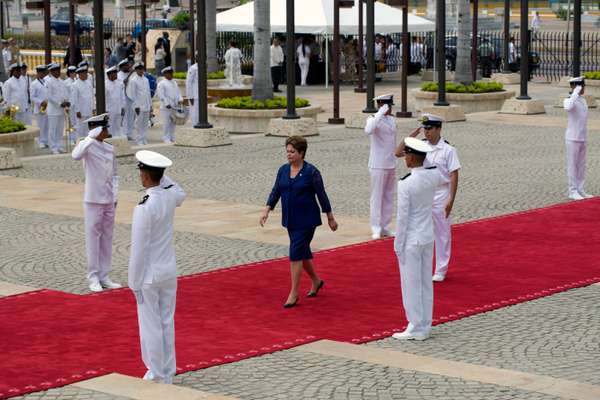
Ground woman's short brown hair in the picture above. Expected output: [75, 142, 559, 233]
[286, 136, 308, 158]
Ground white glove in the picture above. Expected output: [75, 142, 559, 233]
[133, 290, 144, 305]
[573, 85, 583, 96]
[377, 104, 390, 116]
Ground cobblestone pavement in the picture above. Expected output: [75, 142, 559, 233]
[14, 386, 131, 400]
[172, 348, 561, 400]
[3, 118, 600, 224]
[0, 207, 287, 294]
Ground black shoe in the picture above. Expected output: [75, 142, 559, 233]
[307, 280, 324, 298]
[274, 89, 282, 93]
[283, 297, 298, 308]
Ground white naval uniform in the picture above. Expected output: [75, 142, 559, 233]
[185, 63, 198, 126]
[3, 76, 29, 123]
[46, 76, 70, 153]
[423, 138, 461, 278]
[128, 175, 186, 384]
[563, 86, 589, 197]
[30, 77, 48, 147]
[19, 74, 33, 125]
[119, 70, 136, 140]
[65, 77, 78, 140]
[394, 167, 441, 336]
[105, 78, 125, 137]
[156, 78, 182, 143]
[71, 78, 95, 139]
[72, 136, 118, 284]
[365, 105, 397, 236]
[129, 73, 153, 145]
[224, 47, 243, 86]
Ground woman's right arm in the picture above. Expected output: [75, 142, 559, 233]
[260, 167, 282, 227]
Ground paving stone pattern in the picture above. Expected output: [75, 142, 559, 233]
[174, 347, 561, 400]
[0, 207, 287, 294]
[13, 386, 131, 400]
[3, 119, 600, 223]
[368, 285, 600, 386]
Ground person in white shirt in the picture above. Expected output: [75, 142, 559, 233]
[398, 114, 461, 282]
[30, 65, 49, 148]
[72, 114, 122, 292]
[129, 150, 186, 384]
[118, 58, 135, 141]
[46, 63, 71, 154]
[392, 137, 440, 341]
[531, 11, 541, 32]
[365, 94, 397, 240]
[564, 77, 592, 200]
[19, 63, 32, 125]
[105, 66, 125, 137]
[2, 40, 12, 72]
[508, 37, 517, 65]
[72, 66, 95, 140]
[224, 40, 243, 87]
[128, 62, 152, 145]
[156, 66, 183, 143]
[185, 62, 198, 126]
[297, 38, 311, 86]
[270, 37, 284, 93]
[64, 66, 78, 143]
[3, 63, 29, 124]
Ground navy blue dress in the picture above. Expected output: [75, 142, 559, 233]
[267, 162, 332, 261]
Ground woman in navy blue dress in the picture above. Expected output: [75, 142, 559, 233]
[260, 136, 338, 308]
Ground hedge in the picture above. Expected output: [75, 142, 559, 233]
[216, 96, 310, 110]
[0, 117, 26, 134]
[173, 70, 226, 80]
[583, 72, 600, 80]
[421, 81, 504, 93]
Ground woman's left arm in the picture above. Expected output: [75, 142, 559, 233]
[313, 169, 338, 231]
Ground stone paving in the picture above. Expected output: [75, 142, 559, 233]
[5, 80, 600, 399]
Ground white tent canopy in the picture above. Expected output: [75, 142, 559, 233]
[216, 0, 435, 34]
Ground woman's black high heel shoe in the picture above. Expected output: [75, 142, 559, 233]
[307, 280, 324, 298]
[283, 297, 298, 308]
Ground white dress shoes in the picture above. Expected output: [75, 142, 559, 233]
[371, 233, 381, 240]
[381, 229, 395, 237]
[100, 278, 122, 289]
[392, 330, 430, 341]
[89, 281, 103, 292]
[432, 273, 445, 282]
[568, 192, 584, 200]
[579, 191, 593, 199]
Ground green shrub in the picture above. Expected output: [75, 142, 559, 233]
[172, 70, 226, 80]
[421, 81, 504, 94]
[0, 117, 26, 134]
[170, 10, 190, 30]
[554, 7, 572, 21]
[583, 71, 600, 80]
[216, 96, 310, 110]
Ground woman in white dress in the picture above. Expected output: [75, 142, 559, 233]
[224, 40, 243, 87]
[297, 37, 311, 86]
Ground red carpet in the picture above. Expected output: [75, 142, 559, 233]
[2, 199, 600, 398]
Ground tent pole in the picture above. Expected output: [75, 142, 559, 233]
[325, 36, 329, 89]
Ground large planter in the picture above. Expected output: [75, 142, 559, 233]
[173, 75, 253, 94]
[0, 126, 39, 157]
[208, 104, 322, 134]
[412, 89, 516, 114]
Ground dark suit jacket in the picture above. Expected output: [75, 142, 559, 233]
[267, 162, 332, 230]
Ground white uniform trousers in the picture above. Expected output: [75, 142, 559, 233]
[566, 140, 586, 195]
[299, 60, 309, 86]
[161, 108, 176, 143]
[432, 189, 452, 277]
[47, 115, 65, 153]
[124, 100, 136, 140]
[135, 111, 150, 145]
[108, 112, 122, 137]
[84, 202, 115, 283]
[36, 113, 48, 146]
[398, 242, 434, 336]
[137, 278, 177, 384]
[15, 111, 29, 124]
[369, 168, 396, 235]
[76, 114, 91, 140]
[189, 102, 199, 126]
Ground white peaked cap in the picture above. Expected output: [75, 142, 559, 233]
[404, 137, 434, 155]
[135, 150, 173, 169]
